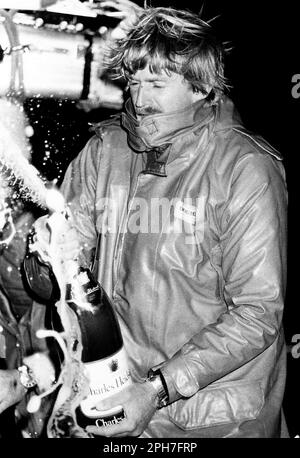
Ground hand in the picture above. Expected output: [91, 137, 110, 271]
[24, 352, 56, 393]
[95, 0, 143, 39]
[29, 213, 81, 266]
[86, 381, 158, 437]
[0, 369, 26, 414]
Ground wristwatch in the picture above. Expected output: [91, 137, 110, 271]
[147, 369, 169, 409]
[17, 364, 37, 390]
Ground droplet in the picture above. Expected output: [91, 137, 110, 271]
[75, 23, 84, 32]
[27, 396, 41, 413]
[25, 125, 34, 137]
[35, 18, 44, 28]
[99, 26, 108, 35]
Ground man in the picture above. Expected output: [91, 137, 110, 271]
[0, 207, 57, 438]
[28, 7, 288, 438]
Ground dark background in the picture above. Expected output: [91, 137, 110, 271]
[22, 0, 299, 436]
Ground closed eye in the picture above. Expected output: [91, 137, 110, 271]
[128, 80, 139, 87]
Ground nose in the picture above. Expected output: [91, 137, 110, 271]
[134, 84, 145, 108]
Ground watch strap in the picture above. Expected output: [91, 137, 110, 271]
[18, 364, 37, 389]
[147, 369, 169, 408]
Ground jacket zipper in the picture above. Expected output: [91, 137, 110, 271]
[112, 172, 144, 300]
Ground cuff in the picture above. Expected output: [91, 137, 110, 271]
[152, 354, 200, 404]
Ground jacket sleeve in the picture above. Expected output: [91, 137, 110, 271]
[158, 152, 288, 403]
[23, 135, 102, 302]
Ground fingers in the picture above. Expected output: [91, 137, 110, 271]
[86, 396, 128, 436]
[29, 214, 81, 265]
[113, 0, 143, 11]
[32, 215, 51, 244]
[93, 397, 119, 412]
[45, 214, 80, 255]
[97, 0, 142, 17]
[86, 417, 130, 437]
[55, 230, 81, 262]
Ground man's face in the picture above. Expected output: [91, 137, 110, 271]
[128, 65, 206, 121]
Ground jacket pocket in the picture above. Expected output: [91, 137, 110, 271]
[167, 380, 264, 430]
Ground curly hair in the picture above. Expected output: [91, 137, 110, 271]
[106, 7, 230, 101]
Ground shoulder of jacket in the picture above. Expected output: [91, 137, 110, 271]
[231, 127, 283, 161]
[89, 114, 122, 140]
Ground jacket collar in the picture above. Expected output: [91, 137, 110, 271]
[121, 97, 215, 153]
[121, 96, 250, 176]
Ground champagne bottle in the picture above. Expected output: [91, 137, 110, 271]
[65, 265, 132, 430]
[24, 202, 132, 432]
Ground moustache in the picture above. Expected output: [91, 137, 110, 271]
[135, 107, 161, 116]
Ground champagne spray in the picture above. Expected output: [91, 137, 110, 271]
[0, 115, 91, 436]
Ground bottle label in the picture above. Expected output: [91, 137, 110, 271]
[80, 346, 132, 419]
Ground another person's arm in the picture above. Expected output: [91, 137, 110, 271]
[0, 369, 26, 414]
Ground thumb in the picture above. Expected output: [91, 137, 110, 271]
[93, 394, 123, 413]
[31, 215, 50, 243]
